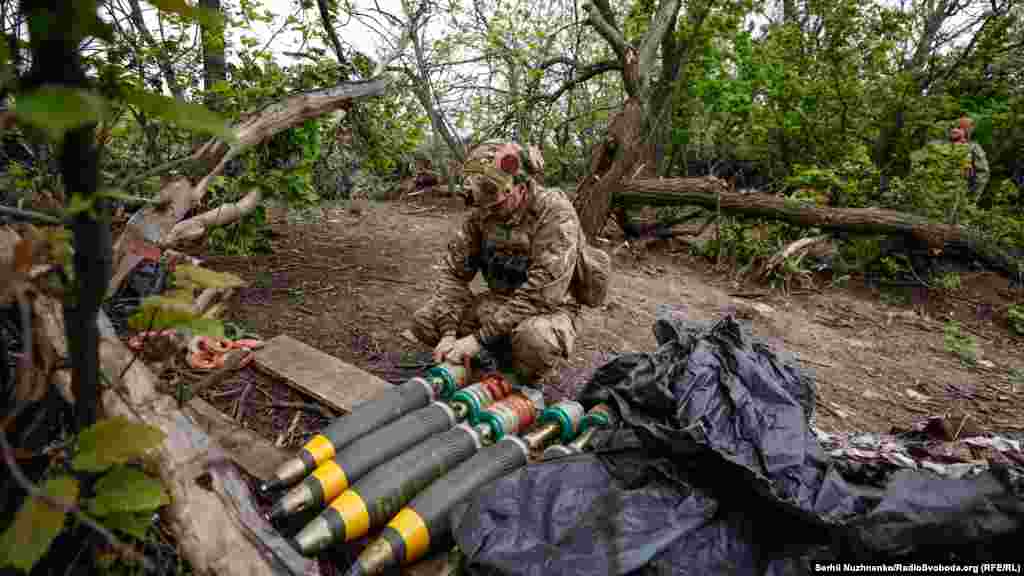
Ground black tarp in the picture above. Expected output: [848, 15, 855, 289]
[450, 313, 1024, 575]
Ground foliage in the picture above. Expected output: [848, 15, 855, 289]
[944, 320, 978, 366]
[887, 142, 973, 223]
[785, 144, 880, 208]
[0, 418, 169, 572]
[938, 272, 962, 291]
[0, 476, 80, 572]
[1008, 305, 1024, 336]
[125, 264, 245, 337]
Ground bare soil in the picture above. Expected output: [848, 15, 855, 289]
[187, 194, 1024, 446]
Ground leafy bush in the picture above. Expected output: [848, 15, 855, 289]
[1008, 305, 1024, 336]
[938, 272, 961, 291]
[886, 142, 972, 223]
[786, 143, 880, 208]
[943, 320, 978, 366]
[0, 418, 169, 572]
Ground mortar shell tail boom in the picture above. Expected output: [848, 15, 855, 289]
[542, 403, 616, 460]
[522, 400, 585, 450]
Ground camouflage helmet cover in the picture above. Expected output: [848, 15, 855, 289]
[463, 141, 544, 205]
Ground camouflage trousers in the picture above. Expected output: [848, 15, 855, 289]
[411, 292, 578, 389]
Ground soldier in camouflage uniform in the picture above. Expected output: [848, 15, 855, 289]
[410, 141, 581, 394]
[950, 116, 990, 200]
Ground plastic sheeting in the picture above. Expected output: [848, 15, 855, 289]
[450, 314, 1024, 575]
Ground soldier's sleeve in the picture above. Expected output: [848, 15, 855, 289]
[434, 216, 482, 337]
[476, 199, 579, 347]
[973, 143, 990, 196]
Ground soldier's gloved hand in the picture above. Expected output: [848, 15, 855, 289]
[433, 334, 458, 364]
[445, 335, 482, 365]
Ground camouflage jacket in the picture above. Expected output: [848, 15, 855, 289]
[965, 141, 990, 197]
[432, 186, 580, 346]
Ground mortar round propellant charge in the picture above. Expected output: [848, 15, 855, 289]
[476, 392, 538, 442]
[539, 400, 585, 444]
[449, 373, 511, 425]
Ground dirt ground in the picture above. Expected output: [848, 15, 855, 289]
[191, 194, 1024, 444]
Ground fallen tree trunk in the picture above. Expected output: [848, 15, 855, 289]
[110, 78, 389, 297]
[614, 177, 1022, 278]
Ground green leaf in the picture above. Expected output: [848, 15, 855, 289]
[90, 466, 169, 516]
[149, 0, 225, 29]
[121, 89, 235, 142]
[13, 86, 108, 141]
[173, 264, 246, 289]
[66, 193, 97, 217]
[101, 512, 155, 540]
[0, 476, 79, 572]
[127, 296, 226, 338]
[72, 417, 166, 473]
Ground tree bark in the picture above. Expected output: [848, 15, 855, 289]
[573, 0, 709, 237]
[573, 96, 644, 238]
[108, 78, 389, 297]
[614, 177, 1023, 277]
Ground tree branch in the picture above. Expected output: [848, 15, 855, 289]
[0, 293, 154, 572]
[590, 0, 620, 32]
[583, 2, 629, 65]
[125, 0, 184, 100]
[544, 60, 621, 102]
[163, 188, 262, 246]
[637, 0, 683, 86]
[0, 204, 64, 225]
[316, 0, 349, 67]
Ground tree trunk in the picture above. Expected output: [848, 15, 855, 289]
[573, 96, 644, 238]
[614, 177, 1023, 277]
[108, 78, 389, 297]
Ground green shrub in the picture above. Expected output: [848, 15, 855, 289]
[943, 320, 978, 366]
[1008, 305, 1024, 336]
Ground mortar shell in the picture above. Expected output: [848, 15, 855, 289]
[294, 393, 540, 555]
[260, 374, 436, 494]
[354, 436, 531, 574]
[267, 401, 458, 521]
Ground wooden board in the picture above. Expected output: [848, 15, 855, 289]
[185, 397, 290, 480]
[253, 334, 391, 415]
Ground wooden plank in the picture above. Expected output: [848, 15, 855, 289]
[185, 397, 289, 480]
[253, 334, 391, 415]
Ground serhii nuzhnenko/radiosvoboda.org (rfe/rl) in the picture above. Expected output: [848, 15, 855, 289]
[815, 563, 1023, 574]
